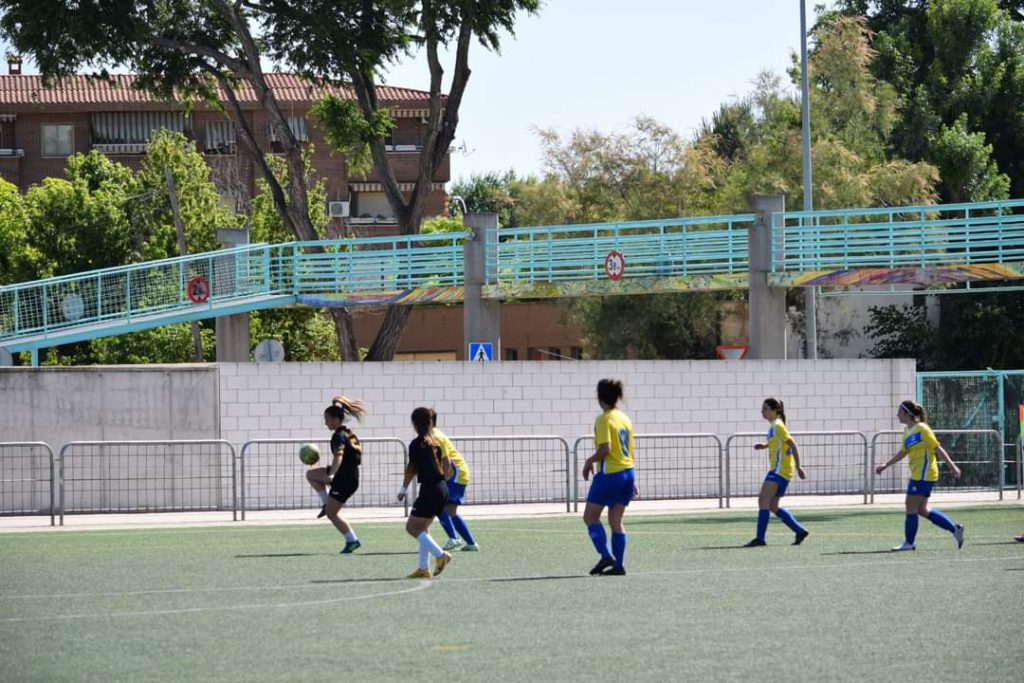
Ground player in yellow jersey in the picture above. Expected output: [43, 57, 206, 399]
[876, 400, 964, 551]
[744, 398, 809, 547]
[429, 409, 479, 551]
[581, 379, 636, 576]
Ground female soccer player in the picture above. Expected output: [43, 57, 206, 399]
[305, 395, 365, 554]
[875, 400, 964, 551]
[581, 379, 636, 576]
[430, 409, 479, 552]
[744, 398, 809, 547]
[397, 407, 453, 579]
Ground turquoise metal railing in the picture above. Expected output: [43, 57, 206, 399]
[491, 215, 755, 284]
[0, 232, 469, 344]
[775, 199, 1024, 271]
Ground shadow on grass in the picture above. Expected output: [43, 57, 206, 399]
[969, 541, 1022, 546]
[698, 544, 762, 551]
[311, 577, 410, 584]
[818, 549, 892, 556]
[489, 575, 585, 583]
[235, 552, 332, 558]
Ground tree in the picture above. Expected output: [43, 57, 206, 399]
[0, 178, 37, 284]
[0, 0, 540, 361]
[266, 0, 540, 360]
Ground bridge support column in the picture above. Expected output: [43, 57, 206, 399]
[748, 195, 786, 360]
[215, 228, 251, 363]
[463, 213, 501, 361]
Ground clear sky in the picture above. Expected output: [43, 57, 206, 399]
[2, 1, 833, 183]
[379, 0, 836, 182]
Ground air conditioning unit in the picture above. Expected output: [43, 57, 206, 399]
[328, 200, 350, 218]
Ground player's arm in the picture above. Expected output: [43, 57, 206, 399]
[788, 438, 806, 479]
[876, 447, 907, 474]
[582, 443, 611, 481]
[398, 459, 417, 501]
[935, 445, 962, 480]
[325, 450, 343, 478]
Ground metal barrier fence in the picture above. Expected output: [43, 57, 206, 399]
[0, 442, 55, 525]
[869, 429, 1003, 503]
[58, 440, 237, 525]
[1018, 436, 1023, 500]
[725, 431, 870, 507]
[447, 436, 572, 512]
[238, 438, 408, 520]
[572, 434, 723, 512]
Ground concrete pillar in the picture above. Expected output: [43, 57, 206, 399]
[463, 213, 501, 361]
[748, 195, 787, 360]
[215, 228, 251, 363]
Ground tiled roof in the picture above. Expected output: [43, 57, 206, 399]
[0, 72, 433, 108]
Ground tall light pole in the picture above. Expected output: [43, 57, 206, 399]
[800, 0, 817, 359]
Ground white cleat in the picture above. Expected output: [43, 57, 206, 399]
[890, 541, 916, 552]
[442, 538, 464, 551]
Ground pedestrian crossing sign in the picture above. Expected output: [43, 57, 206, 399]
[469, 342, 493, 362]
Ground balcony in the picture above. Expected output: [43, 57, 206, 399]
[0, 148, 24, 158]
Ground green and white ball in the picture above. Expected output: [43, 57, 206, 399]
[299, 443, 320, 466]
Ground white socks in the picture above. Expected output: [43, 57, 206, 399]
[344, 531, 358, 543]
[417, 531, 443, 569]
[317, 490, 328, 504]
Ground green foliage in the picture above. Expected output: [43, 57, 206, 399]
[929, 115, 1010, 202]
[135, 130, 243, 257]
[310, 96, 394, 178]
[249, 309, 340, 362]
[419, 214, 464, 234]
[450, 171, 520, 227]
[0, 177, 38, 284]
[250, 152, 328, 244]
[568, 293, 726, 360]
[866, 289, 1024, 370]
[87, 323, 216, 364]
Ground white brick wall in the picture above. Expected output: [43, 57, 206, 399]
[218, 359, 916, 445]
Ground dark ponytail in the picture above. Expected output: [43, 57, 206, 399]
[763, 397, 787, 424]
[899, 400, 928, 424]
[324, 395, 366, 422]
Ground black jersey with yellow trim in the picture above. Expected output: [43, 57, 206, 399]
[331, 427, 363, 478]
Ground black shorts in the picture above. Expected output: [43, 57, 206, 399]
[328, 475, 359, 504]
[410, 481, 449, 519]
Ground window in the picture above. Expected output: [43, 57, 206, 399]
[268, 116, 309, 152]
[90, 112, 189, 154]
[350, 191, 396, 224]
[204, 120, 236, 155]
[42, 124, 74, 157]
[504, 348, 519, 361]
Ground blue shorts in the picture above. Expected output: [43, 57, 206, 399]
[906, 480, 935, 497]
[447, 480, 467, 506]
[586, 469, 636, 507]
[764, 471, 790, 497]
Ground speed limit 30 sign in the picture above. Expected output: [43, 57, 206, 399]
[604, 250, 625, 281]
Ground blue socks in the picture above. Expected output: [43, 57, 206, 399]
[437, 510, 458, 540]
[587, 522, 611, 558]
[775, 508, 807, 535]
[611, 532, 627, 569]
[905, 514, 919, 544]
[756, 510, 770, 541]
[452, 515, 476, 546]
[927, 509, 957, 533]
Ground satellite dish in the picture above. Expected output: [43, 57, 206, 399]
[0, 347, 12, 366]
[253, 339, 285, 363]
[62, 293, 84, 322]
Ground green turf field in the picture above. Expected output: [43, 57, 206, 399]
[2, 506, 1022, 682]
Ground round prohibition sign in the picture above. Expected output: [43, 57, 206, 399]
[186, 276, 210, 304]
[604, 250, 626, 281]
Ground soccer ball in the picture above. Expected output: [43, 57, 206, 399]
[298, 443, 320, 466]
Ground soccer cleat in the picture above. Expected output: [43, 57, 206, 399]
[460, 543, 480, 552]
[891, 541, 916, 552]
[407, 567, 432, 579]
[1016, 534, 1024, 543]
[744, 538, 767, 547]
[589, 556, 615, 575]
[953, 524, 965, 549]
[316, 505, 327, 519]
[442, 538, 464, 551]
[433, 551, 453, 576]
[339, 540, 362, 554]
[793, 530, 810, 546]
[604, 566, 626, 576]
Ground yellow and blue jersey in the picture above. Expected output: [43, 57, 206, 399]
[902, 423, 940, 482]
[594, 409, 634, 474]
[432, 428, 470, 485]
[765, 418, 796, 481]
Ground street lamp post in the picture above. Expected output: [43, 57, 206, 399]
[800, 0, 818, 359]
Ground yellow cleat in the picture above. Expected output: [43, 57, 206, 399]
[433, 551, 453, 576]
[407, 567, 432, 579]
